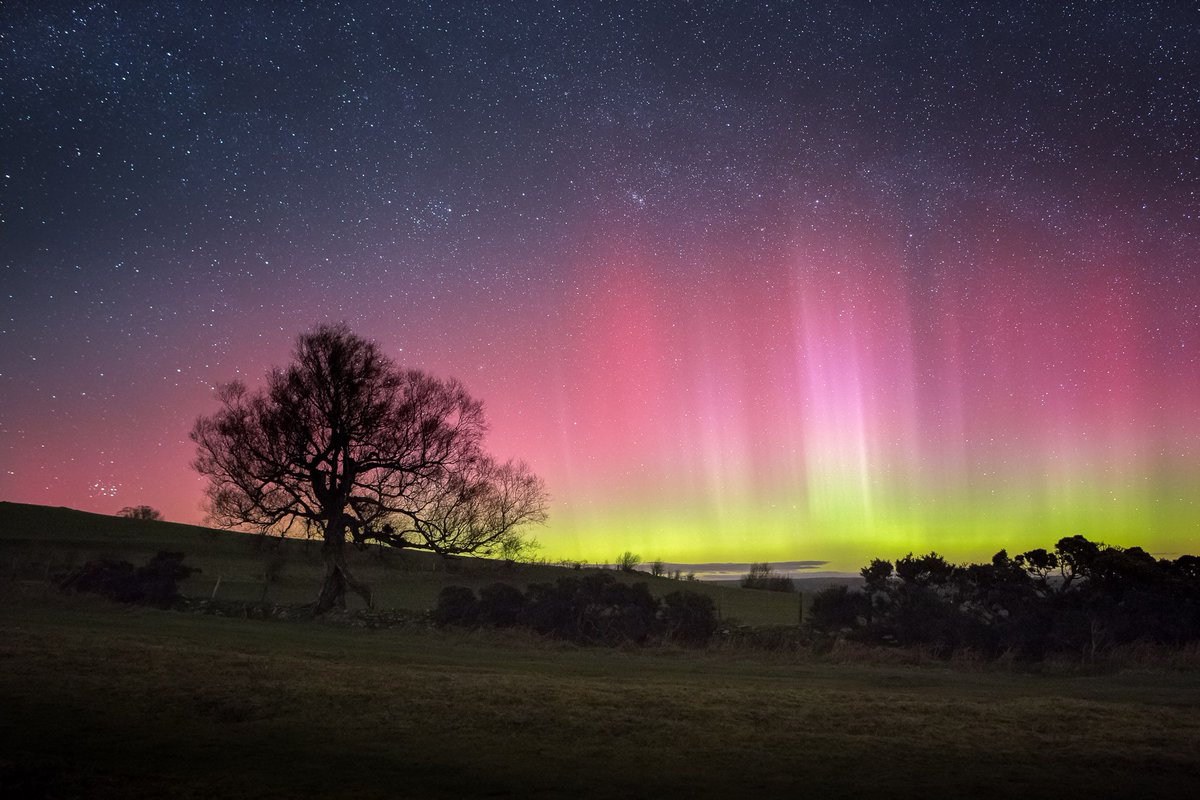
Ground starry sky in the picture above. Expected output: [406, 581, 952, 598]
[2, 1, 1198, 570]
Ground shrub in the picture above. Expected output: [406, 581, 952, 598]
[477, 582, 526, 627]
[60, 558, 136, 599]
[525, 573, 658, 646]
[812, 538, 1200, 660]
[809, 585, 868, 633]
[659, 590, 718, 645]
[432, 586, 479, 627]
[434, 576, 718, 648]
[60, 551, 197, 607]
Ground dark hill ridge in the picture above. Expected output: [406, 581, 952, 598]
[0, 501, 811, 625]
[1, 501, 258, 546]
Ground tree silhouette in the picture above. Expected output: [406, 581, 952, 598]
[809, 536, 1200, 658]
[615, 551, 641, 573]
[740, 562, 795, 592]
[119, 505, 163, 521]
[191, 323, 548, 613]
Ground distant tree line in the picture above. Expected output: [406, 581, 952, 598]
[808, 536, 1200, 659]
[554, 555, 698, 582]
[434, 572, 718, 646]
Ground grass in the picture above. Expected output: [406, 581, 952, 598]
[4, 501, 1200, 797]
[2, 590, 1200, 798]
[0, 502, 805, 625]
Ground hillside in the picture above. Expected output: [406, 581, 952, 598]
[0, 502, 805, 625]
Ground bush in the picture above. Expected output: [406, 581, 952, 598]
[809, 585, 868, 632]
[432, 586, 479, 627]
[60, 558, 136, 599]
[478, 582, 526, 627]
[809, 537, 1200, 661]
[429, 579, 714, 650]
[525, 573, 658, 646]
[60, 551, 197, 607]
[660, 590, 718, 645]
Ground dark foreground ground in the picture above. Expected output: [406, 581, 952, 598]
[2, 590, 1199, 799]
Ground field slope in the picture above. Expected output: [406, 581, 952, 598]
[0, 501, 803, 624]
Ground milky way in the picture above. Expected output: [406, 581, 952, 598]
[2, 2, 1197, 568]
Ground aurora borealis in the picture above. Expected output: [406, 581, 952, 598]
[1, 2, 1197, 570]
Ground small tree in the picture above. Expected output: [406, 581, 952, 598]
[650, 559, 666, 577]
[894, 552, 953, 587]
[740, 562, 795, 592]
[860, 558, 894, 590]
[119, 505, 163, 521]
[615, 551, 641, 573]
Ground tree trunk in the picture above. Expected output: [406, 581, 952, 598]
[314, 518, 373, 614]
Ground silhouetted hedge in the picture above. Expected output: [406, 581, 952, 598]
[809, 537, 1200, 660]
[433, 573, 718, 647]
[808, 584, 867, 632]
[526, 573, 658, 645]
[660, 590, 719, 644]
[477, 581, 526, 627]
[60, 551, 198, 607]
[431, 585, 478, 627]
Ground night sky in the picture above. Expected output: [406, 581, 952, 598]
[2, 1, 1198, 570]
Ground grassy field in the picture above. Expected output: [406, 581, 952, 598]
[0, 502, 805, 625]
[4, 502, 1200, 797]
[2, 589, 1200, 799]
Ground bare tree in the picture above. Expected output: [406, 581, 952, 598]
[191, 323, 548, 613]
[364, 455, 547, 557]
[740, 563, 795, 592]
[615, 551, 641, 573]
[119, 505, 163, 521]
